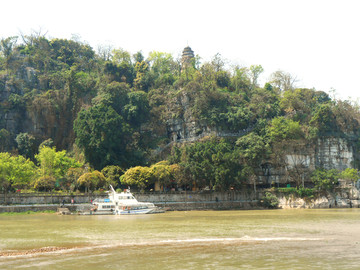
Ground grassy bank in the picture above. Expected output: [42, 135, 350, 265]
[0, 210, 56, 216]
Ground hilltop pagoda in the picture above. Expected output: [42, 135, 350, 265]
[181, 46, 195, 71]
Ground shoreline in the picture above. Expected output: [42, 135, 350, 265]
[1, 187, 360, 212]
[0, 201, 359, 215]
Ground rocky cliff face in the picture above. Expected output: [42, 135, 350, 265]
[278, 187, 360, 209]
[0, 72, 30, 149]
[166, 91, 250, 143]
[256, 137, 358, 186]
[0, 68, 89, 151]
[315, 137, 354, 170]
[166, 92, 211, 142]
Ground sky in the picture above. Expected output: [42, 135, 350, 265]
[1, 0, 360, 101]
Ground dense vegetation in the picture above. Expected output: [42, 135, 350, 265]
[1, 33, 360, 193]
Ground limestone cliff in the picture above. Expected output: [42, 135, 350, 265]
[256, 137, 359, 186]
[278, 187, 360, 209]
[0, 69, 91, 151]
[165, 90, 251, 143]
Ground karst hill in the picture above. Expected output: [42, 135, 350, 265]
[1, 34, 360, 191]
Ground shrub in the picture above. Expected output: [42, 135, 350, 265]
[276, 187, 315, 198]
[261, 192, 279, 209]
[33, 176, 56, 191]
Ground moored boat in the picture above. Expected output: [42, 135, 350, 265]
[92, 186, 164, 215]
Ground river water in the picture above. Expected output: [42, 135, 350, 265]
[1, 209, 360, 269]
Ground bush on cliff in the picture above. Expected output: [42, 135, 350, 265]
[261, 192, 279, 209]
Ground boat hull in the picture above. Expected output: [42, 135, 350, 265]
[117, 208, 155, 215]
[116, 205, 165, 215]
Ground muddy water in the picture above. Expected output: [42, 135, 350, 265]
[1, 209, 360, 269]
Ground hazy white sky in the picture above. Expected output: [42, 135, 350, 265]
[2, 0, 359, 101]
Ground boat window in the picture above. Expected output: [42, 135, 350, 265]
[101, 205, 115, 209]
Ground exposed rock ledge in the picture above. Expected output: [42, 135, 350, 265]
[278, 187, 360, 209]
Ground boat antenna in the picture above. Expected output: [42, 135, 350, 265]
[109, 185, 116, 193]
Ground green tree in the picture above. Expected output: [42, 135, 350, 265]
[178, 137, 242, 190]
[134, 60, 151, 91]
[149, 161, 171, 188]
[50, 38, 95, 69]
[19, 34, 52, 75]
[10, 155, 37, 188]
[309, 104, 336, 133]
[0, 129, 11, 152]
[340, 168, 359, 186]
[0, 153, 12, 198]
[112, 48, 132, 66]
[35, 146, 82, 190]
[0, 153, 36, 200]
[0, 36, 18, 73]
[211, 53, 225, 72]
[147, 51, 177, 88]
[230, 66, 251, 93]
[331, 100, 360, 133]
[249, 87, 280, 119]
[215, 70, 231, 88]
[15, 133, 36, 159]
[66, 167, 84, 191]
[249, 64, 264, 89]
[92, 82, 130, 115]
[123, 91, 150, 126]
[169, 163, 186, 186]
[267, 117, 304, 142]
[269, 70, 297, 92]
[221, 106, 253, 131]
[121, 166, 153, 190]
[74, 104, 131, 169]
[261, 192, 279, 209]
[311, 169, 339, 192]
[148, 51, 175, 74]
[280, 88, 330, 123]
[101, 165, 124, 188]
[340, 168, 359, 198]
[77, 170, 106, 193]
[133, 51, 144, 63]
[33, 176, 56, 192]
[104, 48, 135, 85]
[77, 172, 93, 193]
[236, 132, 269, 193]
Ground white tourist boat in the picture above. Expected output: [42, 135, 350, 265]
[92, 186, 164, 215]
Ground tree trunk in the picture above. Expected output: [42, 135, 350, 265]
[4, 191, 7, 205]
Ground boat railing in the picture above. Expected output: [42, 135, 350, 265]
[93, 198, 112, 203]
